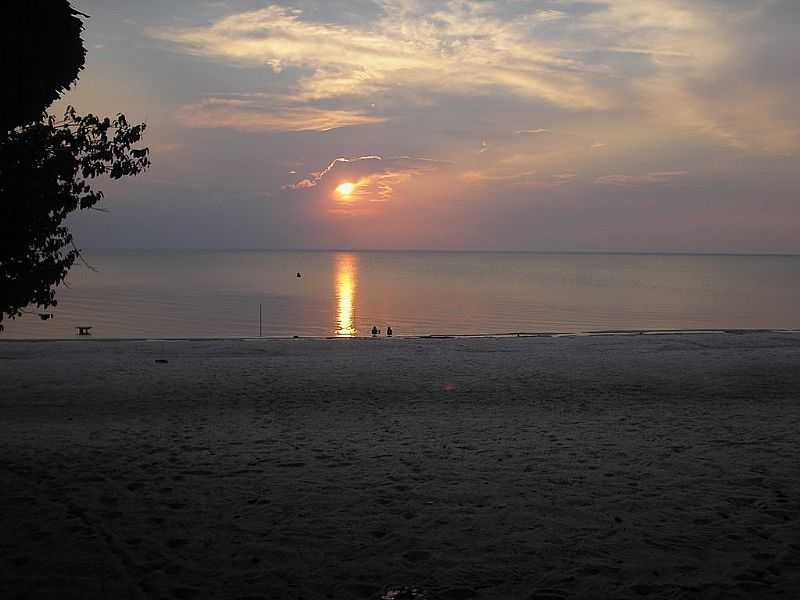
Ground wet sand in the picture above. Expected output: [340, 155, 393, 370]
[1, 333, 799, 599]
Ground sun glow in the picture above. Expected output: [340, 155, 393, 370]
[336, 182, 355, 198]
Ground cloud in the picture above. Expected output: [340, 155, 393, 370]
[577, 0, 727, 59]
[535, 9, 568, 23]
[175, 97, 384, 132]
[286, 155, 448, 204]
[595, 171, 688, 186]
[460, 167, 580, 189]
[150, 3, 610, 110]
[553, 172, 577, 183]
[461, 168, 537, 183]
[149, 1, 800, 152]
[636, 76, 800, 154]
[514, 129, 551, 135]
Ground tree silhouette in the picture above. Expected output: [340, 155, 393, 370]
[1, 1, 150, 330]
[2, 1, 87, 131]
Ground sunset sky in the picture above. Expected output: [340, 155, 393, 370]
[64, 0, 800, 252]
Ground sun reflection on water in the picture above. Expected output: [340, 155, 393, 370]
[335, 252, 358, 336]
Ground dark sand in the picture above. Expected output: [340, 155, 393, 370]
[1, 333, 799, 599]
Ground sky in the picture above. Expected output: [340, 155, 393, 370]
[62, 0, 800, 252]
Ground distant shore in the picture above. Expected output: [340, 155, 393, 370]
[2, 333, 799, 599]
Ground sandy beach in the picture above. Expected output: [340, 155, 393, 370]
[1, 332, 799, 599]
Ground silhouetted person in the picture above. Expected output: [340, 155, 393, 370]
[371, 325, 378, 336]
[387, 326, 393, 337]
[296, 272, 302, 278]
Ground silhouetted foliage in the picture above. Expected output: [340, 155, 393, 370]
[1, 1, 87, 132]
[0, 2, 150, 330]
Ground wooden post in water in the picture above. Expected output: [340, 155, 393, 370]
[259, 303, 262, 337]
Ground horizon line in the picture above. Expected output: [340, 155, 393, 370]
[76, 247, 800, 257]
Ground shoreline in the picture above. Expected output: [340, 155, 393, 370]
[1, 327, 798, 344]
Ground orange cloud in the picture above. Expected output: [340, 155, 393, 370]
[286, 155, 448, 207]
[151, 4, 609, 110]
[176, 98, 384, 132]
[595, 171, 688, 186]
[151, 1, 800, 153]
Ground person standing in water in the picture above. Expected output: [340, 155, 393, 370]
[387, 326, 393, 337]
[371, 325, 379, 337]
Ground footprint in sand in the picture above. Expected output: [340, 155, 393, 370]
[442, 588, 476, 600]
[526, 592, 566, 600]
[172, 587, 201, 600]
[347, 583, 380, 598]
[382, 587, 428, 599]
[370, 529, 388, 539]
[402, 550, 431, 563]
[10, 555, 32, 567]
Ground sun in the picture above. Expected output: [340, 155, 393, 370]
[336, 182, 355, 198]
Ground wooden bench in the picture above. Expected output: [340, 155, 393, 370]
[76, 326, 92, 336]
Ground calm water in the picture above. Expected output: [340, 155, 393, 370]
[3, 251, 800, 339]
